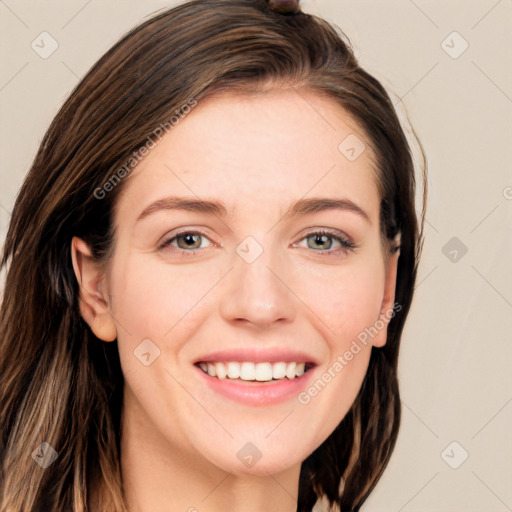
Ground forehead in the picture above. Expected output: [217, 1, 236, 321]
[115, 88, 380, 224]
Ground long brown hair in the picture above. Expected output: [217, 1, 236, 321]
[0, 1, 426, 510]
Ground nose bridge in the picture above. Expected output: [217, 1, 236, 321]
[219, 234, 296, 327]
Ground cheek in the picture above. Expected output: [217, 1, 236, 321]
[108, 254, 219, 365]
[294, 264, 385, 439]
[295, 254, 385, 392]
[299, 257, 385, 344]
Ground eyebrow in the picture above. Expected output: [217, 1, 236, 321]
[135, 196, 371, 224]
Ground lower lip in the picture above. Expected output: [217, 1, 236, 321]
[194, 364, 316, 405]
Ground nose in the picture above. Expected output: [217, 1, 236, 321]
[219, 245, 296, 330]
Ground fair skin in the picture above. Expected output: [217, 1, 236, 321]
[72, 88, 398, 512]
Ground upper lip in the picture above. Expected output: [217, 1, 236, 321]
[194, 348, 319, 365]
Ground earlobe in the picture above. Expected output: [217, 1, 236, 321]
[371, 246, 400, 348]
[71, 236, 117, 342]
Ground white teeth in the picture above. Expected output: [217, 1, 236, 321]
[214, 362, 227, 380]
[226, 362, 240, 379]
[255, 362, 273, 382]
[198, 361, 311, 381]
[285, 362, 296, 379]
[240, 362, 255, 380]
[272, 361, 287, 379]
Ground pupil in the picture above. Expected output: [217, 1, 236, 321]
[181, 234, 200, 248]
[312, 234, 330, 249]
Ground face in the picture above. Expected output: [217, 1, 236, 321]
[72, 88, 398, 477]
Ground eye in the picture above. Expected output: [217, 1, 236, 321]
[292, 230, 355, 256]
[159, 231, 213, 255]
[159, 229, 355, 257]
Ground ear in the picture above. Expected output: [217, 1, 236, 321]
[71, 236, 117, 342]
[371, 240, 400, 348]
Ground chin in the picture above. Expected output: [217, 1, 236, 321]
[201, 441, 307, 478]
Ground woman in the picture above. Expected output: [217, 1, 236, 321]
[0, 0, 426, 510]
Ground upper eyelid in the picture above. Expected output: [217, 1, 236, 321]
[161, 229, 217, 246]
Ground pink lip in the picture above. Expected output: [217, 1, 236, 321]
[194, 347, 319, 365]
[194, 364, 317, 405]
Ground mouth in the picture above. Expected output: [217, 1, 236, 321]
[192, 348, 319, 404]
[193, 359, 318, 405]
[194, 361, 316, 383]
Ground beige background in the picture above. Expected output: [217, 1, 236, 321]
[1, 1, 511, 510]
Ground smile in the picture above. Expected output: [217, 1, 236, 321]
[196, 361, 314, 381]
[194, 360, 317, 405]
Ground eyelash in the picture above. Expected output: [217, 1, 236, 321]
[159, 229, 356, 257]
